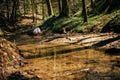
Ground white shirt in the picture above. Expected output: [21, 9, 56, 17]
[33, 27, 42, 34]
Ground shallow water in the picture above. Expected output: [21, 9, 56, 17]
[19, 42, 120, 80]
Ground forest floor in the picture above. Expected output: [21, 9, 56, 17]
[7, 15, 120, 80]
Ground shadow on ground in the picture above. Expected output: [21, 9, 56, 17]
[7, 71, 41, 80]
[92, 36, 120, 47]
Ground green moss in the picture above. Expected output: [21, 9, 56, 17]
[39, 9, 120, 34]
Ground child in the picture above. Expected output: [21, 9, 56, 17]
[33, 27, 42, 36]
[33, 27, 42, 54]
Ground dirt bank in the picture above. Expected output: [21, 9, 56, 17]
[0, 37, 25, 79]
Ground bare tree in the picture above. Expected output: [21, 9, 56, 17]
[46, 0, 54, 16]
[82, 0, 87, 22]
[60, 0, 69, 17]
[31, 0, 35, 22]
[10, 0, 19, 24]
[90, 0, 94, 8]
[6, 0, 10, 22]
[42, 0, 45, 20]
[58, 0, 62, 14]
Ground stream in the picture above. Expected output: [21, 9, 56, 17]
[9, 33, 120, 80]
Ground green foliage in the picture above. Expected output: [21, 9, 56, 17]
[40, 9, 120, 34]
[70, 1, 82, 14]
[73, 25, 85, 33]
[41, 16, 85, 33]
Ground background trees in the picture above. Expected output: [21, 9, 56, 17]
[59, 0, 69, 17]
[0, 0, 120, 21]
[10, 0, 20, 23]
[58, 0, 62, 14]
[82, 0, 87, 22]
[0, 0, 120, 33]
[46, 0, 54, 16]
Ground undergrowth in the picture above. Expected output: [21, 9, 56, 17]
[39, 10, 120, 34]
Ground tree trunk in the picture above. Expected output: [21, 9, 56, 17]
[90, 0, 94, 8]
[6, 0, 10, 22]
[23, 0, 26, 16]
[10, 0, 18, 24]
[60, 0, 69, 17]
[42, 0, 45, 20]
[35, 4, 38, 23]
[46, 0, 54, 16]
[58, 0, 62, 14]
[31, 0, 35, 23]
[82, 0, 87, 22]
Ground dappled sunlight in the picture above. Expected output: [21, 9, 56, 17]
[20, 19, 33, 25]
[19, 14, 43, 25]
